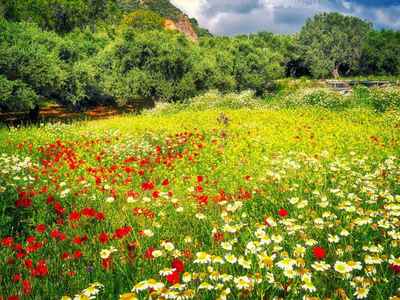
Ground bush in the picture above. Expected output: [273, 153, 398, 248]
[0, 76, 39, 112]
[273, 88, 347, 110]
[367, 85, 400, 112]
[145, 90, 263, 115]
[185, 90, 263, 111]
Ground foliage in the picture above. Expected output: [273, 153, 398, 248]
[0, 0, 121, 34]
[362, 29, 400, 76]
[1, 7, 399, 114]
[200, 35, 285, 95]
[119, 10, 164, 32]
[184, 90, 263, 111]
[118, 0, 181, 22]
[298, 12, 372, 79]
[59, 28, 112, 64]
[0, 76, 40, 112]
[0, 18, 69, 111]
[367, 85, 400, 112]
[269, 88, 347, 110]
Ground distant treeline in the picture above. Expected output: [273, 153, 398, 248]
[0, 0, 399, 114]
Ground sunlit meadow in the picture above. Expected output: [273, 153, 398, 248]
[0, 106, 400, 300]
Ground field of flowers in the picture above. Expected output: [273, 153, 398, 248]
[0, 107, 399, 300]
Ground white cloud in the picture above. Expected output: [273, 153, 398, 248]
[169, 0, 207, 19]
[170, 0, 400, 35]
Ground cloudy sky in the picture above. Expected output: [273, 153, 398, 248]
[169, 0, 400, 35]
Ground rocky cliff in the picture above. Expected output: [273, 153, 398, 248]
[118, 0, 210, 41]
[165, 15, 198, 41]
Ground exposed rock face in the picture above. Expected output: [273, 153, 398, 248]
[164, 18, 176, 30]
[164, 15, 198, 41]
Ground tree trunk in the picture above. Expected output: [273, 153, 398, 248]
[29, 104, 40, 120]
[332, 64, 340, 79]
[289, 66, 297, 77]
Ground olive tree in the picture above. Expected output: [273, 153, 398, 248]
[298, 12, 372, 78]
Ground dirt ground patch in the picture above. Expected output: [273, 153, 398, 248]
[0, 101, 153, 127]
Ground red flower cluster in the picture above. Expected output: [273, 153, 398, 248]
[166, 259, 185, 284]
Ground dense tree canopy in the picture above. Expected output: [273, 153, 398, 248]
[362, 29, 400, 75]
[0, 0, 121, 34]
[0, 19, 69, 114]
[298, 12, 372, 79]
[0, 2, 399, 116]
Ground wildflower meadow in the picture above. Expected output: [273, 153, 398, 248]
[0, 105, 400, 300]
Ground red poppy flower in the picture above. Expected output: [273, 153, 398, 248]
[141, 181, 155, 190]
[313, 247, 325, 259]
[171, 259, 184, 273]
[50, 230, 59, 238]
[127, 241, 137, 251]
[278, 209, 288, 217]
[145, 247, 155, 259]
[214, 232, 224, 243]
[13, 274, 20, 282]
[8, 296, 20, 300]
[26, 237, 35, 245]
[54, 202, 66, 215]
[390, 264, 400, 273]
[23, 259, 33, 269]
[40, 186, 48, 194]
[98, 233, 108, 243]
[2, 237, 14, 247]
[61, 252, 70, 260]
[38, 260, 46, 266]
[161, 179, 169, 186]
[74, 250, 82, 259]
[68, 212, 80, 221]
[194, 186, 203, 193]
[102, 258, 113, 270]
[16, 249, 27, 258]
[96, 212, 105, 220]
[22, 198, 32, 208]
[81, 208, 96, 217]
[34, 265, 48, 276]
[36, 224, 46, 233]
[114, 228, 126, 239]
[166, 270, 179, 284]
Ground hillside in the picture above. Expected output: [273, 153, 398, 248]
[117, 0, 212, 40]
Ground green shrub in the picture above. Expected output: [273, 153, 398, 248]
[185, 90, 263, 111]
[274, 88, 347, 110]
[367, 85, 400, 112]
